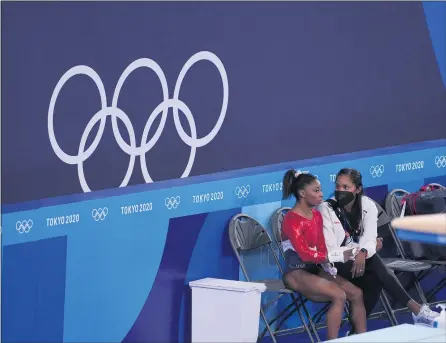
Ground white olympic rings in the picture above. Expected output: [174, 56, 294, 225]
[48, 51, 228, 192]
[370, 165, 384, 178]
[165, 196, 181, 210]
[235, 185, 250, 198]
[16, 220, 33, 234]
[435, 156, 446, 168]
[92, 207, 108, 221]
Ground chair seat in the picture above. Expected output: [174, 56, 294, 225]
[382, 258, 432, 272]
[417, 259, 446, 265]
[253, 279, 293, 293]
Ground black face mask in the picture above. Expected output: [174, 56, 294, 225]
[334, 191, 355, 207]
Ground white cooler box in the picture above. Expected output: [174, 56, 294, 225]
[189, 278, 266, 343]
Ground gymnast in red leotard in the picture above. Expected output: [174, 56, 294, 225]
[281, 207, 327, 274]
[280, 170, 367, 339]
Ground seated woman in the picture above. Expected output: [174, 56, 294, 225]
[281, 170, 367, 340]
[317, 168, 439, 332]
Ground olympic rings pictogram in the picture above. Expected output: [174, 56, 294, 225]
[16, 219, 33, 234]
[370, 165, 384, 178]
[48, 51, 229, 192]
[92, 207, 108, 221]
[235, 185, 250, 198]
[165, 196, 181, 210]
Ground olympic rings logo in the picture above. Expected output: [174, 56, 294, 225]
[435, 156, 446, 168]
[370, 165, 384, 178]
[92, 207, 108, 221]
[165, 196, 181, 210]
[48, 51, 229, 192]
[235, 185, 250, 198]
[16, 220, 33, 234]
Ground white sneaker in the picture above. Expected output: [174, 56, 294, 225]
[412, 304, 440, 327]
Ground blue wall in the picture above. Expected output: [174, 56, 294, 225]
[3, 140, 446, 342]
[2, 1, 446, 342]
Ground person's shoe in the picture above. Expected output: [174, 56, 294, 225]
[412, 304, 440, 327]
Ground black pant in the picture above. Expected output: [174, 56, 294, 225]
[335, 254, 412, 317]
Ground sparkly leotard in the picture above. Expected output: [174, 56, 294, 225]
[281, 209, 327, 268]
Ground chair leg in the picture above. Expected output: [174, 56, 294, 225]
[417, 267, 436, 283]
[273, 294, 317, 343]
[380, 291, 398, 326]
[258, 307, 278, 343]
[397, 271, 428, 305]
[298, 295, 321, 342]
[343, 303, 354, 332]
[258, 296, 299, 340]
[290, 295, 316, 343]
[312, 303, 330, 324]
[413, 278, 428, 304]
[427, 277, 446, 303]
[258, 295, 318, 343]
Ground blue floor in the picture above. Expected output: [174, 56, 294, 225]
[261, 276, 446, 343]
[261, 313, 420, 343]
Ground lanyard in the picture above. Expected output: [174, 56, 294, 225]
[341, 209, 361, 242]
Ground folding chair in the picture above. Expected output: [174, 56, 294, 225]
[270, 207, 352, 334]
[228, 213, 316, 343]
[385, 189, 410, 221]
[385, 184, 445, 221]
[370, 200, 434, 321]
[385, 188, 446, 305]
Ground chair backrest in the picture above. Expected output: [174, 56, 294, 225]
[374, 201, 391, 227]
[228, 214, 284, 280]
[271, 207, 291, 247]
[426, 183, 445, 189]
[380, 193, 434, 259]
[373, 200, 405, 258]
[385, 187, 446, 260]
[228, 214, 272, 252]
[385, 189, 410, 220]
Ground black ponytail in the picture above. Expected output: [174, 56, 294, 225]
[282, 170, 296, 200]
[282, 169, 318, 200]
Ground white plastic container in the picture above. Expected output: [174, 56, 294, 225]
[189, 278, 267, 343]
[433, 304, 446, 330]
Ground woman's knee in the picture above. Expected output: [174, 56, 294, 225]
[348, 287, 363, 304]
[283, 271, 298, 290]
[282, 272, 292, 289]
[330, 287, 347, 304]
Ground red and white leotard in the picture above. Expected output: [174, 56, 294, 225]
[281, 209, 328, 264]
